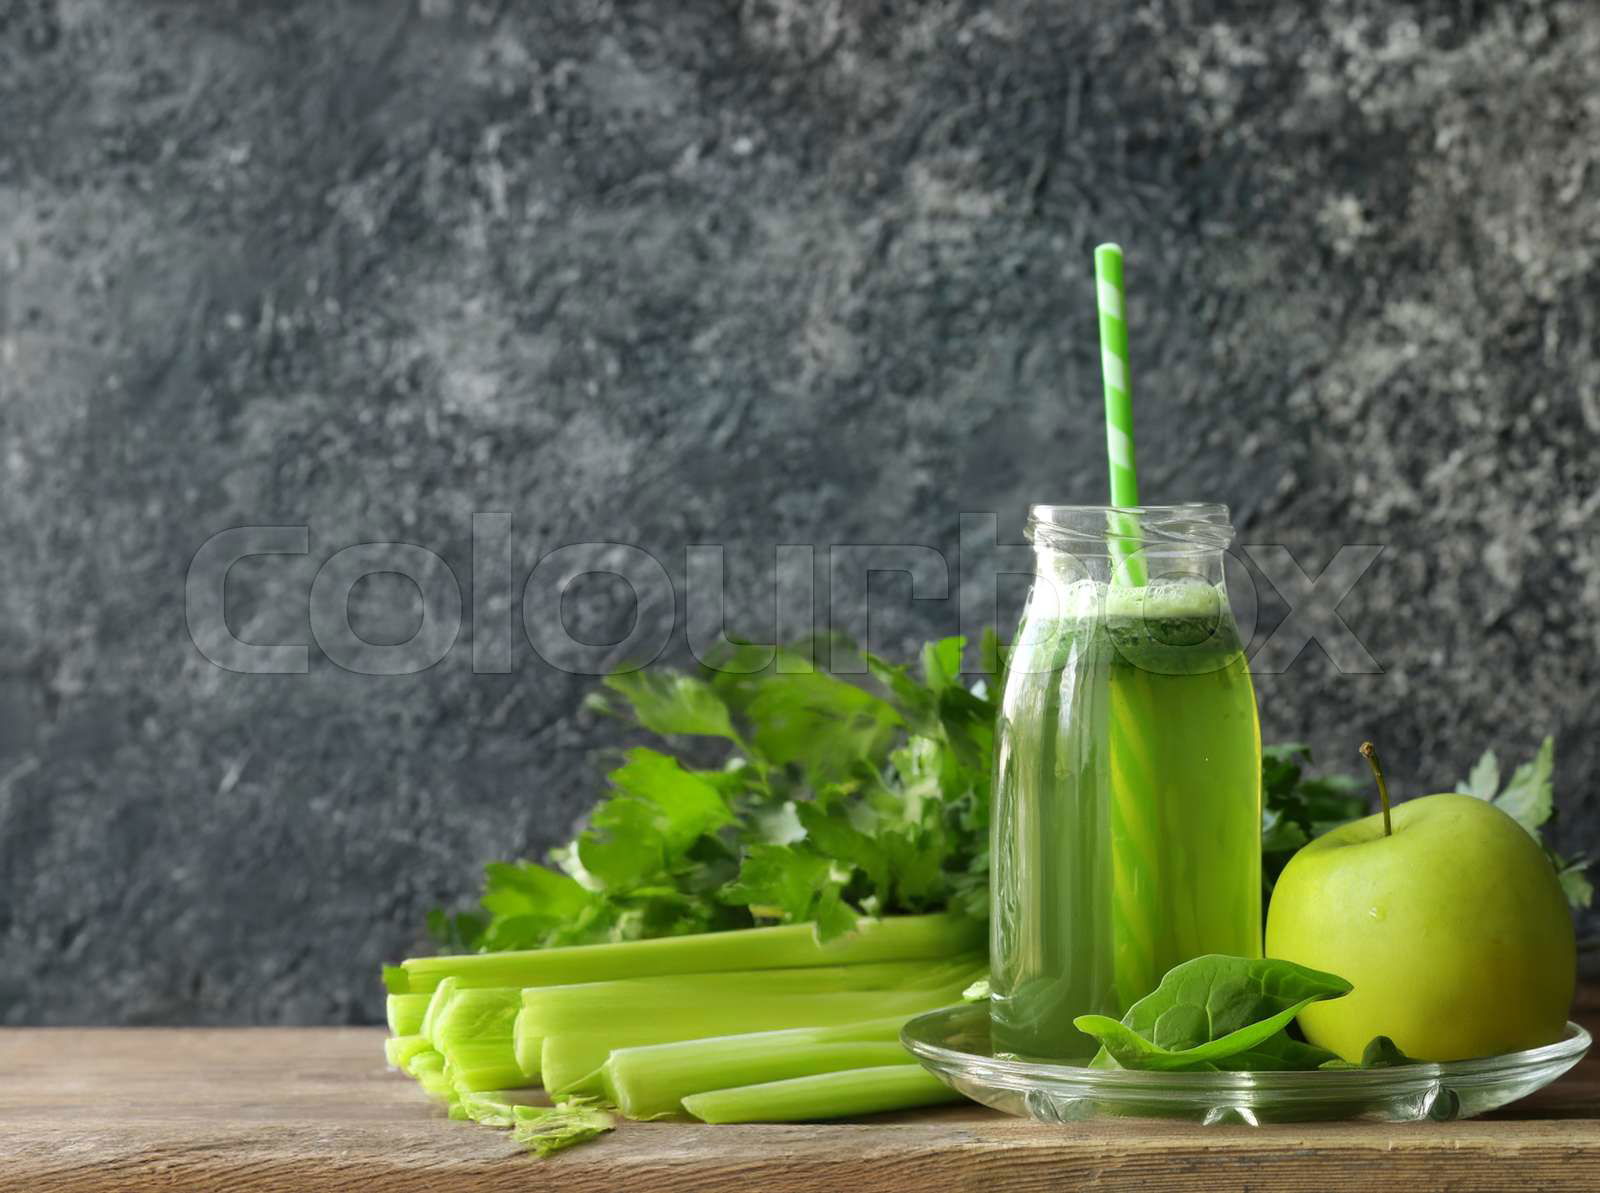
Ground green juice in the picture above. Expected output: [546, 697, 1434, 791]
[990, 579, 1262, 1060]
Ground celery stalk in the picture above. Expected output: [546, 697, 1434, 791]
[511, 957, 975, 1046]
[418, 976, 459, 1043]
[407, 1049, 456, 1102]
[521, 984, 955, 1043]
[681, 1065, 958, 1123]
[611, 1042, 908, 1117]
[602, 1019, 912, 1119]
[430, 986, 527, 1092]
[385, 1034, 434, 1070]
[526, 956, 974, 997]
[400, 914, 982, 993]
[387, 993, 431, 1037]
[444, 1039, 525, 1093]
[540, 1031, 663, 1097]
[531, 989, 955, 1094]
[430, 987, 522, 1049]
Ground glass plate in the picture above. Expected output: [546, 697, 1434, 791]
[901, 1003, 1590, 1125]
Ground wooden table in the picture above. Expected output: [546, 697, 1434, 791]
[3, 1007, 1597, 1193]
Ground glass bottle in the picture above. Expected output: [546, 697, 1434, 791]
[989, 504, 1261, 1060]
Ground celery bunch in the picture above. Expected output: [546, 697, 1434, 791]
[393, 638, 998, 1151]
[384, 914, 979, 1152]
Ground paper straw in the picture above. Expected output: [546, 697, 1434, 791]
[1094, 244, 1146, 586]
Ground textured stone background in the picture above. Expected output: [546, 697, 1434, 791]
[2, 0, 1598, 1024]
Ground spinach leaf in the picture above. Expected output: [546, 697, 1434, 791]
[1318, 1035, 1416, 1070]
[1212, 1030, 1340, 1071]
[1358, 1035, 1414, 1068]
[1073, 955, 1352, 1071]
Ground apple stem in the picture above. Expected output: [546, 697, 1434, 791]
[1360, 741, 1394, 837]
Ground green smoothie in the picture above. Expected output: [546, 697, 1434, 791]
[990, 578, 1262, 1060]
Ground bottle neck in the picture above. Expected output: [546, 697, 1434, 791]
[1031, 544, 1228, 589]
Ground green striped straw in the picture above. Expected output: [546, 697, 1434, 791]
[1094, 244, 1146, 586]
[1095, 243, 1157, 1014]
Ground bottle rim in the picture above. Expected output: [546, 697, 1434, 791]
[1026, 503, 1234, 550]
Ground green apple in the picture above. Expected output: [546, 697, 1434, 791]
[1265, 792, 1575, 1062]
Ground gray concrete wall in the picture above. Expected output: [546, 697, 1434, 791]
[2, 0, 1596, 1023]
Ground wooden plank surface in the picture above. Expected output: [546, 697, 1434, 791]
[1, 1015, 1597, 1193]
